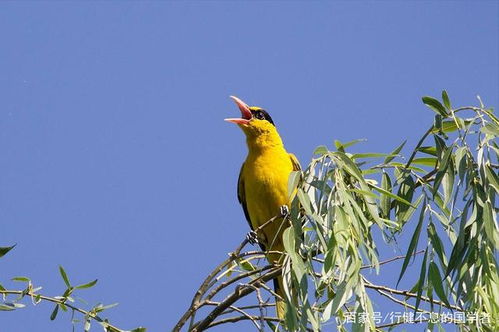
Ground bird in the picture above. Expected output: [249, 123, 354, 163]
[225, 96, 301, 319]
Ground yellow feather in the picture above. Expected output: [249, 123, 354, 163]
[234, 113, 300, 319]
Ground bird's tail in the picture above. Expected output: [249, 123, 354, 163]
[273, 275, 286, 319]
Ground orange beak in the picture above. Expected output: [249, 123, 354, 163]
[225, 96, 253, 125]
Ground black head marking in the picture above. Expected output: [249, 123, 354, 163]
[250, 108, 275, 126]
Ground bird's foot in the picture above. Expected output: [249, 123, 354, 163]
[279, 205, 290, 217]
[246, 230, 259, 245]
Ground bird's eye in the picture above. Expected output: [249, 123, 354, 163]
[255, 111, 265, 120]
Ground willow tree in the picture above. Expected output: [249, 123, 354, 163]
[1, 92, 497, 332]
[174, 91, 498, 332]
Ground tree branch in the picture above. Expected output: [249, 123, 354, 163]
[0, 289, 124, 332]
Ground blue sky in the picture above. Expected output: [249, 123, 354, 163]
[1, 2, 497, 331]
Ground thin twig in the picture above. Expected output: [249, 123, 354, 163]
[191, 267, 283, 331]
[0, 289, 124, 332]
[360, 249, 425, 270]
[173, 213, 283, 331]
[363, 277, 462, 311]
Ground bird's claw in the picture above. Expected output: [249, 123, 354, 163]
[279, 205, 290, 217]
[246, 230, 259, 245]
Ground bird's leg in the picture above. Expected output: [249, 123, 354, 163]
[279, 205, 289, 217]
[246, 230, 259, 245]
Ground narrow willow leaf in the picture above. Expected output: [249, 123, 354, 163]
[313, 145, 328, 155]
[397, 199, 426, 287]
[414, 249, 428, 313]
[431, 120, 473, 134]
[349, 188, 378, 198]
[0, 244, 16, 258]
[418, 146, 437, 156]
[428, 224, 448, 271]
[434, 135, 446, 157]
[287, 171, 301, 199]
[411, 157, 437, 167]
[454, 146, 468, 183]
[330, 152, 364, 182]
[75, 279, 98, 290]
[485, 164, 499, 193]
[0, 303, 16, 311]
[428, 261, 452, 309]
[389, 162, 426, 173]
[334, 138, 366, 152]
[50, 304, 59, 320]
[297, 188, 313, 215]
[482, 201, 499, 249]
[482, 108, 499, 125]
[395, 175, 415, 219]
[433, 145, 454, 196]
[370, 184, 414, 208]
[84, 318, 91, 332]
[59, 266, 71, 288]
[11, 277, 30, 282]
[480, 123, 499, 136]
[442, 90, 451, 110]
[434, 114, 443, 132]
[384, 140, 406, 163]
[397, 194, 424, 231]
[351, 153, 389, 159]
[236, 258, 256, 272]
[380, 172, 392, 218]
[442, 162, 455, 206]
[283, 227, 306, 281]
[327, 280, 352, 316]
[422, 96, 448, 117]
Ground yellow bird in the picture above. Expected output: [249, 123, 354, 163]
[225, 96, 300, 319]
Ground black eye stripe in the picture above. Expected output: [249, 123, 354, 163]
[250, 109, 275, 126]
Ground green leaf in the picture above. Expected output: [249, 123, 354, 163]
[84, 318, 91, 332]
[59, 266, 71, 288]
[334, 139, 366, 152]
[431, 120, 473, 134]
[411, 157, 437, 167]
[130, 328, 147, 332]
[313, 145, 328, 155]
[380, 172, 392, 218]
[442, 90, 451, 110]
[422, 96, 448, 117]
[428, 223, 447, 270]
[326, 280, 352, 317]
[50, 304, 59, 320]
[75, 279, 98, 290]
[384, 141, 406, 163]
[0, 303, 17, 311]
[454, 146, 468, 182]
[297, 188, 313, 215]
[351, 153, 390, 159]
[397, 199, 426, 287]
[287, 171, 301, 200]
[418, 146, 437, 156]
[485, 164, 499, 193]
[0, 244, 16, 258]
[414, 249, 428, 313]
[370, 184, 414, 208]
[11, 276, 30, 282]
[395, 174, 415, 220]
[428, 262, 452, 309]
[283, 227, 306, 281]
[442, 162, 455, 206]
[480, 122, 499, 136]
[236, 258, 256, 272]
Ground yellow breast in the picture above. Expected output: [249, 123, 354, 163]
[242, 147, 293, 250]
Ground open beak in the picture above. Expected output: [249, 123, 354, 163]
[225, 96, 253, 125]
